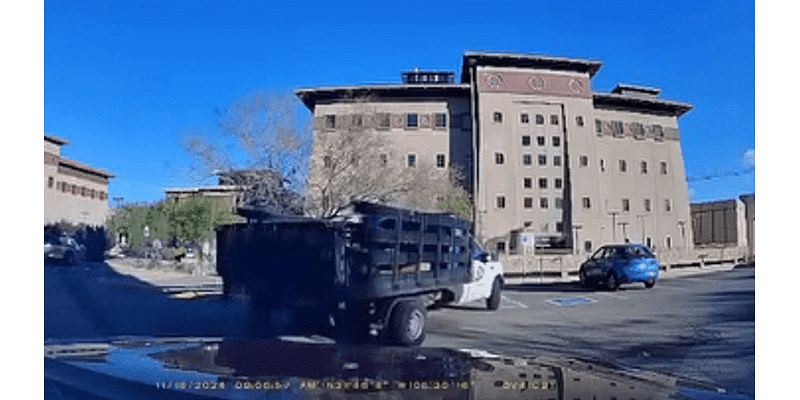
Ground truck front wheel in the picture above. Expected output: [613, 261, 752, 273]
[486, 278, 502, 310]
[389, 301, 426, 346]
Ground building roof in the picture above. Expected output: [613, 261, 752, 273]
[295, 84, 470, 111]
[45, 135, 69, 146]
[58, 157, 116, 179]
[164, 185, 241, 194]
[461, 51, 603, 82]
[592, 92, 692, 117]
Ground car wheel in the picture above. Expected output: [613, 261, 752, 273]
[644, 280, 655, 289]
[389, 300, 426, 346]
[606, 273, 619, 291]
[486, 278, 502, 310]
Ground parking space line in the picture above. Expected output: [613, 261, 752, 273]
[501, 294, 528, 309]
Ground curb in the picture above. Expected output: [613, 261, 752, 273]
[503, 262, 748, 286]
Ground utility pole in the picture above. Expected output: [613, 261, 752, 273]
[637, 215, 646, 244]
[618, 222, 629, 243]
[608, 211, 619, 242]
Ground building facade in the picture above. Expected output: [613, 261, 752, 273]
[297, 52, 694, 257]
[44, 136, 114, 226]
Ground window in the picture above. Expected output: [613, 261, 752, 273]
[377, 113, 391, 129]
[555, 198, 563, 209]
[644, 198, 652, 212]
[523, 177, 532, 189]
[619, 159, 627, 173]
[520, 113, 529, 124]
[660, 161, 668, 175]
[640, 161, 648, 174]
[407, 154, 417, 167]
[554, 178, 562, 189]
[550, 114, 559, 125]
[522, 136, 531, 146]
[351, 114, 363, 128]
[600, 159, 606, 172]
[496, 196, 506, 209]
[652, 124, 664, 140]
[537, 136, 545, 146]
[434, 113, 447, 129]
[436, 154, 446, 168]
[48, 176, 54, 188]
[622, 198, 630, 212]
[538, 178, 548, 189]
[556, 222, 564, 232]
[497, 241, 506, 253]
[536, 114, 545, 125]
[576, 115, 584, 127]
[664, 199, 672, 213]
[524, 197, 533, 209]
[595, 119, 602, 134]
[495, 152, 505, 164]
[407, 113, 418, 128]
[553, 156, 562, 167]
[538, 154, 547, 166]
[552, 136, 561, 147]
[522, 154, 532, 166]
[584, 240, 593, 253]
[323, 156, 332, 168]
[493, 111, 503, 123]
[323, 115, 336, 130]
[611, 120, 624, 137]
[540, 197, 549, 209]
[582, 197, 591, 209]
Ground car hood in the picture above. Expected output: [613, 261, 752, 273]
[44, 336, 752, 400]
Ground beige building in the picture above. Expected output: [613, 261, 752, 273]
[297, 52, 694, 257]
[44, 136, 114, 226]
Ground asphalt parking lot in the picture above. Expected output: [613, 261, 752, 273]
[45, 261, 754, 397]
[424, 265, 755, 397]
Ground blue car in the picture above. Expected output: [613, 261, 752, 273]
[579, 244, 660, 290]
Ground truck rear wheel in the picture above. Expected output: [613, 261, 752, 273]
[389, 300, 426, 346]
[486, 278, 502, 310]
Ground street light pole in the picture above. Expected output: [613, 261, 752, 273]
[608, 211, 619, 243]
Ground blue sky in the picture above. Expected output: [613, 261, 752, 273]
[43, 0, 755, 204]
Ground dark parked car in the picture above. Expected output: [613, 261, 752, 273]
[44, 233, 84, 265]
[579, 244, 660, 290]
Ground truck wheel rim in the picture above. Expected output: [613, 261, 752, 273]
[407, 310, 424, 340]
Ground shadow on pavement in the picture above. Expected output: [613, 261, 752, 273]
[44, 261, 251, 342]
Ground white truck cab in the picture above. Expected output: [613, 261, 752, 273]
[452, 241, 505, 310]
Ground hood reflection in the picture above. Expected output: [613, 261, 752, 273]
[45, 336, 685, 399]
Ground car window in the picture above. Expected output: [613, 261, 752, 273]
[628, 246, 653, 258]
[590, 248, 606, 260]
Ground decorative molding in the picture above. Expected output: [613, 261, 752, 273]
[478, 71, 592, 98]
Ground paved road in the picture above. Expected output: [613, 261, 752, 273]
[424, 266, 755, 397]
[44, 261, 754, 397]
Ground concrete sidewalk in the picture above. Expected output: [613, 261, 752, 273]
[106, 257, 752, 290]
[503, 262, 752, 285]
[105, 258, 222, 290]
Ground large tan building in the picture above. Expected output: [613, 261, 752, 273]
[44, 136, 114, 226]
[297, 52, 694, 257]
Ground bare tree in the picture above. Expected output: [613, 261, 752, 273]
[183, 89, 311, 214]
[185, 90, 471, 219]
[308, 100, 472, 219]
